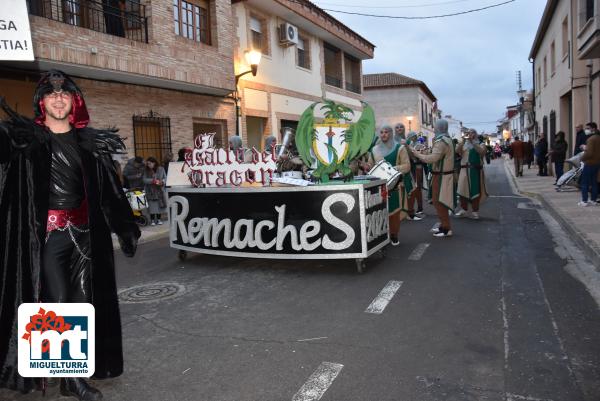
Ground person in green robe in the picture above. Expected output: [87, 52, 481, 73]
[455, 129, 488, 219]
[370, 124, 411, 245]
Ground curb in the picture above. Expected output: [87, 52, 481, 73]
[112, 228, 169, 250]
[503, 160, 600, 270]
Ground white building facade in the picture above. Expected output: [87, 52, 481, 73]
[530, 0, 600, 155]
[232, 0, 374, 149]
[363, 73, 438, 142]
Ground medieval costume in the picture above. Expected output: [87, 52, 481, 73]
[455, 131, 487, 219]
[412, 119, 455, 237]
[0, 70, 140, 400]
[370, 125, 412, 245]
[394, 122, 406, 145]
[405, 131, 425, 220]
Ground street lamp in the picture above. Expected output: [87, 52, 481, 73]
[407, 116, 414, 131]
[234, 49, 262, 137]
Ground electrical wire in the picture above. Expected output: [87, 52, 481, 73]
[315, 0, 474, 9]
[319, 0, 516, 19]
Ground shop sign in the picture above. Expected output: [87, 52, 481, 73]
[1, 0, 34, 61]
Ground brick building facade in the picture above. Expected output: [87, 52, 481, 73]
[1, 0, 237, 163]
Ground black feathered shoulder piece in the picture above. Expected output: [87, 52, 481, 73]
[0, 96, 49, 149]
[76, 127, 127, 157]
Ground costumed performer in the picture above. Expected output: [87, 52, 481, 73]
[370, 124, 412, 246]
[0, 70, 140, 400]
[455, 129, 488, 219]
[411, 119, 455, 237]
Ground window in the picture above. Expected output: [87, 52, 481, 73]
[133, 112, 172, 163]
[543, 115, 548, 137]
[537, 67, 541, 93]
[562, 17, 569, 58]
[550, 41, 556, 74]
[297, 36, 310, 69]
[421, 99, 425, 125]
[324, 42, 342, 88]
[586, 0, 594, 22]
[250, 15, 268, 54]
[549, 110, 556, 144]
[543, 56, 547, 85]
[343, 54, 361, 94]
[174, 0, 210, 44]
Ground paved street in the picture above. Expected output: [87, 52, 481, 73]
[3, 159, 600, 401]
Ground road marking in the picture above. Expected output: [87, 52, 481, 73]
[489, 195, 525, 199]
[297, 337, 328, 342]
[408, 243, 430, 261]
[365, 280, 403, 314]
[292, 362, 343, 401]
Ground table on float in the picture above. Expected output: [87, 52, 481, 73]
[167, 180, 389, 273]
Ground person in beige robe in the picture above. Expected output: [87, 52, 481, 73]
[455, 129, 488, 219]
[411, 119, 455, 237]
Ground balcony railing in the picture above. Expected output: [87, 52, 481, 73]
[325, 75, 342, 88]
[345, 81, 361, 94]
[27, 0, 148, 43]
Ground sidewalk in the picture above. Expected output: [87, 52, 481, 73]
[504, 158, 600, 270]
[112, 222, 169, 250]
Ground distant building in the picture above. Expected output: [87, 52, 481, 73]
[363, 72, 438, 141]
[444, 115, 463, 139]
[530, 0, 600, 155]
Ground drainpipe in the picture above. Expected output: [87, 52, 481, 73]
[588, 60, 593, 122]
[529, 57, 536, 140]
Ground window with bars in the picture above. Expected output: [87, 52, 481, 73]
[173, 0, 210, 44]
[324, 42, 342, 88]
[133, 112, 172, 163]
[250, 15, 268, 54]
[297, 36, 310, 69]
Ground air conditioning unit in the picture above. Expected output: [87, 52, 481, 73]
[279, 22, 299, 47]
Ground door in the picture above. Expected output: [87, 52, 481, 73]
[246, 116, 267, 150]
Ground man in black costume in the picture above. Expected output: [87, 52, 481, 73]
[0, 70, 140, 400]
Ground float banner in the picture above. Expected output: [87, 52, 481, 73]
[169, 184, 388, 258]
[1, 0, 35, 61]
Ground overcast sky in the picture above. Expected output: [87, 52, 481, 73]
[311, 0, 547, 133]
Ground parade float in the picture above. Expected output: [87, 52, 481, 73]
[166, 101, 392, 273]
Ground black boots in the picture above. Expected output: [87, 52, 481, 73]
[60, 378, 103, 401]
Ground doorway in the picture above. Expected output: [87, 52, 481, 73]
[246, 116, 267, 150]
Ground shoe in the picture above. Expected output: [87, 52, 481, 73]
[157, 220, 163, 225]
[454, 208, 467, 217]
[433, 228, 453, 237]
[151, 221, 157, 226]
[60, 378, 103, 401]
[415, 209, 424, 216]
[390, 236, 400, 246]
[578, 201, 589, 207]
[406, 214, 423, 221]
[470, 212, 480, 220]
[430, 223, 441, 233]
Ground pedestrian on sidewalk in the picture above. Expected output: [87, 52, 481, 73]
[550, 131, 568, 184]
[412, 119, 455, 237]
[143, 157, 167, 225]
[455, 130, 488, 219]
[535, 133, 548, 176]
[524, 139, 534, 169]
[123, 155, 145, 189]
[510, 136, 525, 176]
[579, 122, 600, 206]
[574, 124, 587, 155]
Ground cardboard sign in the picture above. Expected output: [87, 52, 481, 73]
[168, 181, 389, 259]
[1, 0, 35, 61]
[182, 133, 278, 187]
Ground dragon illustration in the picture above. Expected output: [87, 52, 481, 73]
[295, 100, 375, 183]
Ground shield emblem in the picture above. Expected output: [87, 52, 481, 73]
[312, 123, 350, 165]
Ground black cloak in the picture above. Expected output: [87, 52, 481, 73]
[0, 99, 140, 392]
